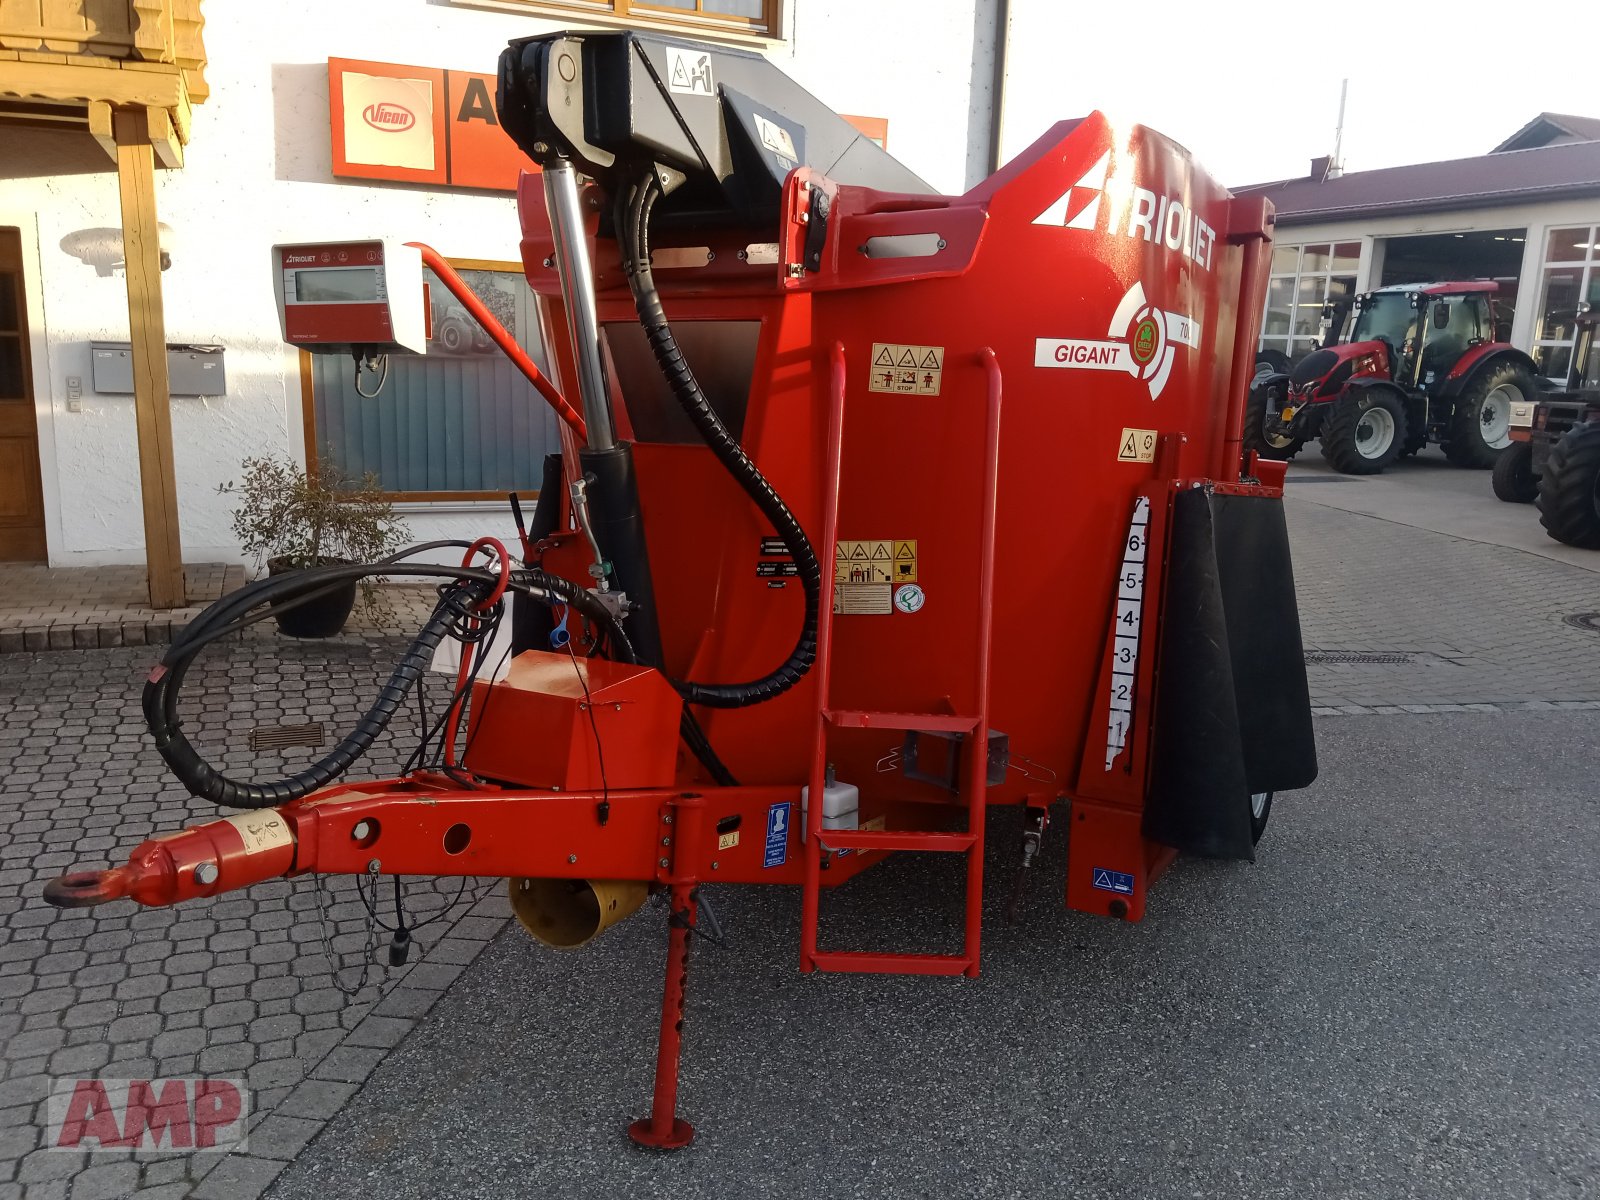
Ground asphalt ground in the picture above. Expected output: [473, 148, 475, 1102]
[268, 709, 1600, 1200]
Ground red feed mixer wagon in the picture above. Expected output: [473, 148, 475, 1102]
[44, 32, 1317, 1148]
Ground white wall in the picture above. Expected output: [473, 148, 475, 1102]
[1, 0, 998, 568]
[780, 0, 998, 194]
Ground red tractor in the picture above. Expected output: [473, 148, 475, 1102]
[1246, 282, 1540, 475]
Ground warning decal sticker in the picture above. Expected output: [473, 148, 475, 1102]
[666, 46, 715, 96]
[1091, 867, 1135, 895]
[892, 540, 917, 582]
[1117, 428, 1157, 463]
[836, 540, 894, 584]
[869, 344, 944, 395]
[1105, 496, 1150, 771]
[834, 583, 892, 615]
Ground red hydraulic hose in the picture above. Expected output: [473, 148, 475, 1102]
[443, 537, 510, 767]
[406, 242, 588, 441]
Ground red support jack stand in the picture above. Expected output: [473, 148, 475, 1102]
[627, 881, 698, 1151]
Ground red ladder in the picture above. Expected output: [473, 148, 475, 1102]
[799, 344, 1004, 978]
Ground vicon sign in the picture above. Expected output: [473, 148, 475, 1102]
[330, 57, 525, 191]
[47, 1078, 249, 1153]
[362, 101, 416, 132]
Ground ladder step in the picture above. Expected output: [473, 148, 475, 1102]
[810, 950, 973, 976]
[820, 829, 975, 853]
[824, 709, 979, 732]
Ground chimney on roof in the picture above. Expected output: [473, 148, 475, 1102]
[1309, 155, 1331, 181]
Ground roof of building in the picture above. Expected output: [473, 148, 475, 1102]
[1234, 139, 1600, 226]
[1492, 113, 1600, 153]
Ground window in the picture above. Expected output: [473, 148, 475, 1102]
[466, 0, 781, 38]
[304, 263, 562, 501]
[1532, 225, 1600, 381]
[1259, 241, 1360, 366]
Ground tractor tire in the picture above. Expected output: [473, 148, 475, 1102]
[1535, 421, 1600, 548]
[1250, 791, 1273, 844]
[1243, 379, 1305, 461]
[1255, 348, 1292, 377]
[1320, 388, 1407, 475]
[440, 321, 466, 353]
[1442, 361, 1535, 468]
[1491, 441, 1537, 503]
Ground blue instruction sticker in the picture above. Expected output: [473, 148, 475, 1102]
[763, 802, 792, 869]
[1091, 867, 1134, 895]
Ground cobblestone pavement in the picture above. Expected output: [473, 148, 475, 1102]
[1287, 497, 1600, 714]
[2, 494, 1597, 1198]
[0, 566, 246, 654]
[0, 638, 510, 1200]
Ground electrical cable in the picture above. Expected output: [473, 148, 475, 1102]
[353, 352, 389, 399]
[615, 170, 821, 709]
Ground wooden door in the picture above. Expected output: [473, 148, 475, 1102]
[0, 228, 47, 561]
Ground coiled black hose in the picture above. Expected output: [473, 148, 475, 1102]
[145, 556, 634, 810]
[615, 171, 821, 708]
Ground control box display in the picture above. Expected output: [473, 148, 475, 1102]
[272, 239, 427, 354]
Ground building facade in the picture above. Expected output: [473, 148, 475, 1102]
[0, 0, 1000, 571]
[5, 2, 1599, 576]
[1239, 131, 1600, 378]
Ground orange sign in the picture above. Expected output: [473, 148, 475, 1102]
[329, 57, 526, 192]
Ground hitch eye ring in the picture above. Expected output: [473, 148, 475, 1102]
[43, 870, 127, 909]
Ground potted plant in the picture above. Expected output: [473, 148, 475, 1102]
[221, 456, 409, 638]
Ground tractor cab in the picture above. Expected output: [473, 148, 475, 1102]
[1349, 284, 1497, 390]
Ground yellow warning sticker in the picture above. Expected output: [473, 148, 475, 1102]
[836, 539, 895, 584]
[1117, 428, 1158, 463]
[868, 343, 944, 395]
[718, 831, 741, 851]
[891, 539, 917, 583]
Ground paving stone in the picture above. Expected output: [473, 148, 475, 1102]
[308, 1047, 386, 1084]
[188, 1154, 288, 1200]
[14, 1150, 84, 1184]
[241, 1115, 322, 1162]
[275, 1079, 358, 1123]
[62, 1161, 139, 1200]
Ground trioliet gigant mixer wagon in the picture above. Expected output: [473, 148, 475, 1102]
[45, 32, 1318, 1149]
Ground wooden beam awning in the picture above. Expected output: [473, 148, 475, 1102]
[0, 0, 207, 166]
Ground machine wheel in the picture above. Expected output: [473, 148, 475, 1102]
[439, 321, 466, 353]
[1320, 389, 1407, 475]
[1492, 441, 1538, 503]
[1255, 348, 1292, 378]
[1250, 791, 1273, 844]
[1243, 380, 1306, 461]
[1536, 421, 1600, 548]
[1442, 361, 1535, 468]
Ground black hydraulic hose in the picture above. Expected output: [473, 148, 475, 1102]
[145, 556, 636, 810]
[616, 172, 821, 708]
[146, 576, 475, 810]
